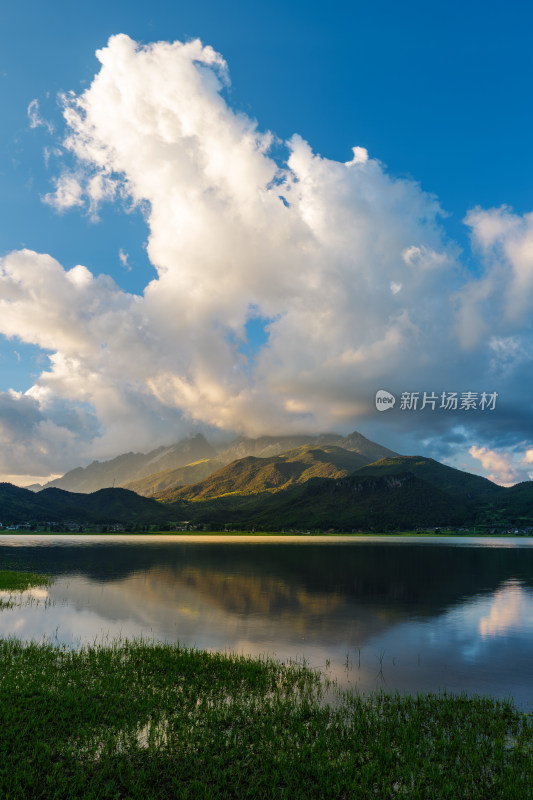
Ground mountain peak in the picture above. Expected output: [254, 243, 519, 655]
[35, 429, 397, 496]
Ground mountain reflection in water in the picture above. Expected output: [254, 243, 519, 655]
[1, 535, 533, 709]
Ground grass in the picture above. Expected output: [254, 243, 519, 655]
[0, 569, 53, 609]
[0, 639, 532, 799]
[0, 569, 53, 591]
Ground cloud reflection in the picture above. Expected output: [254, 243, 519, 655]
[479, 580, 533, 638]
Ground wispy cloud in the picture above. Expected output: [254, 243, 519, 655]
[119, 249, 131, 270]
[27, 99, 54, 134]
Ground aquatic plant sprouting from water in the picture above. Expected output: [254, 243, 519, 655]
[0, 570, 53, 610]
[0, 638, 532, 798]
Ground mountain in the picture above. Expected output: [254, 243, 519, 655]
[38, 434, 217, 494]
[140, 436, 218, 474]
[0, 483, 182, 526]
[24, 430, 530, 532]
[353, 456, 502, 503]
[123, 459, 226, 497]
[157, 453, 532, 531]
[3, 452, 533, 530]
[0, 483, 76, 522]
[215, 431, 397, 466]
[480, 481, 533, 526]
[37, 430, 398, 496]
[39, 452, 148, 493]
[156, 445, 372, 503]
[160, 470, 472, 531]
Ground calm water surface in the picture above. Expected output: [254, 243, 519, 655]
[1, 534, 533, 709]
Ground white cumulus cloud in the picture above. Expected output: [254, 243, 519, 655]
[43, 174, 84, 211]
[459, 206, 533, 338]
[469, 445, 531, 486]
[1, 33, 533, 481]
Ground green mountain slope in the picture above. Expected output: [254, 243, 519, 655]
[3, 449, 533, 530]
[0, 484, 181, 525]
[353, 456, 502, 503]
[166, 472, 472, 530]
[0, 483, 79, 522]
[123, 459, 226, 497]
[155, 446, 371, 503]
[481, 481, 533, 526]
[158, 454, 532, 530]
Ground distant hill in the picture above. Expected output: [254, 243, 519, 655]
[36, 430, 398, 496]
[0, 483, 182, 526]
[39, 452, 148, 493]
[37, 434, 217, 494]
[38, 487, 176, 524]
[482, 481, 533, 527]
[0, 483, 77, 522]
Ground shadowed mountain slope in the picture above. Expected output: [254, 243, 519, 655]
[0, 484, 181, 525]
[157, 454, 531, 530]
[162, 471, 473, 530]
[353, 456, 503, 503]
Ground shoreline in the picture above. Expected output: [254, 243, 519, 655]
[1, 638, 532, 798]
[2, 529, 532, 538]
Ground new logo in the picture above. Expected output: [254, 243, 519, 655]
[375, 389, 396, 411]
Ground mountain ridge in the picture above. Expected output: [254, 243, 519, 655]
[155, 445, 373, 502]
[157, 453, 528, 530]
[33, 430, 398, 495]
[36, 434, 217, 494]
[0, 483, 182, 526]
[2, 449, 532, 529]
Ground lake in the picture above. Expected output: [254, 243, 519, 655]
[1, 534, 533, 709]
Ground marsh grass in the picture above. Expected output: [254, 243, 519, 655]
[0, 639, 532, 798]
[0, 569, 53, 609]
[0, 569, 53, 591]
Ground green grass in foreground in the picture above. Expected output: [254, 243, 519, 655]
[0, 640, 532, 799]
[0, 569, 53, 591]
[0, 569, 53, 609]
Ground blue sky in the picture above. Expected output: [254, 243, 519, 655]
[1, 0, 533, 485]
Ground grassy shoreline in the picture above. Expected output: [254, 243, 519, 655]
[0, 569, 53, 608]
[1, 529, 531, 537]
[0, 638, 532, 798]
[0, 569, 53, 590]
